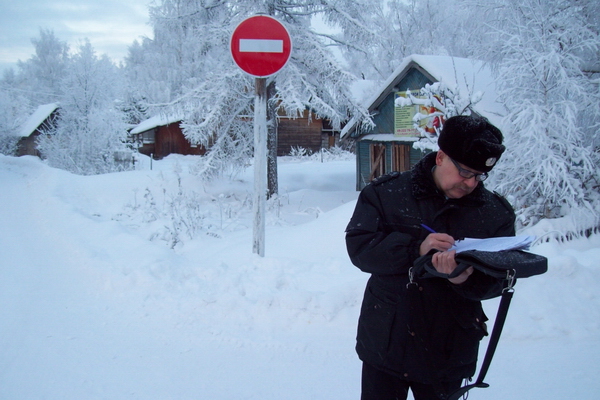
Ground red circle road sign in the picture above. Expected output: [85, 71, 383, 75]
[230, 15, 292, 77]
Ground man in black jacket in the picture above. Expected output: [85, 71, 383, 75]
[346, 115, 516, 400]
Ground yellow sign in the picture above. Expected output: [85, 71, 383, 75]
[394, 92, 445, 137]
[394, 92, 420, 137]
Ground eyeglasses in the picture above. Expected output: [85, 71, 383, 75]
[449, 157, 488, 182]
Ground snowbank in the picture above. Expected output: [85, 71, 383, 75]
[0, 154, 599, 399]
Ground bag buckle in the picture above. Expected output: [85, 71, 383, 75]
[407, 267, 418, 288]
[503, 269, 516, 292]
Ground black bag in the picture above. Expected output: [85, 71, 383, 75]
[410, 250, 548, 400]
[412, 249, 548, 281]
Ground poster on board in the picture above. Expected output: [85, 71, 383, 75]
[394, 91, 445, 137]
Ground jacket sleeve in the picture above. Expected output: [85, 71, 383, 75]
[491, 191, 517, 237]
[345, 184, 421, 276]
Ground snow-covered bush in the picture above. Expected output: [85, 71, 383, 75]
[394, 81, 482, 152]
[309, 146, 355, 162]
[289, 146, 312, 159]
[0, 136, 18, 156]
[118, 170, 254, 249]
[287, 146, 354, 162]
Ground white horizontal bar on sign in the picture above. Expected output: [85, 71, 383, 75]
[239, 39, 283, 53]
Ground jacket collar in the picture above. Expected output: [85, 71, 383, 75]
[411, 152, 486, 205]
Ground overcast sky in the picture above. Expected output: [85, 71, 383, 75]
[0, 0, 153, 74]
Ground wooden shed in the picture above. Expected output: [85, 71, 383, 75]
[130, 115, 206, 159]
[342, 55, 502, 190]
[16, 103, 60, 157]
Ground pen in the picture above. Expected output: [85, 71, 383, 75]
[420, 224, 437, 234]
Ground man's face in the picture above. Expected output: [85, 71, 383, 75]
[433, 151, 482, 199]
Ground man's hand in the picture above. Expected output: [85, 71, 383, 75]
[431, 250, 474, 284]
[419, 233, 455, 255]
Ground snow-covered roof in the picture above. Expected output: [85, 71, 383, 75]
[360, 133, 420, 142]
[349, 79, 379, 106]
[18, 103, 59, 137]
[130, 114, 183, 134]
[342, 54, 504, 138]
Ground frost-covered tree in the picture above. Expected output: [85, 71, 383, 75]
[339, 0, 479, 80]
[118, 90, 149, 127]
[0, 70, 31, 155]
[479, 0, 600, 232]
[17, 29, 69, 104]
[39, 41, 130, 175]
[123, 0, 234, 107]
[0, 29, 68, 149]
[126, 0, 373, 190]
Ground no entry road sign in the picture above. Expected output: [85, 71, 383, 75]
[230, 15, 292, 77]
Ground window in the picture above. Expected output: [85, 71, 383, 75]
[142, 129, 155, 144]
[392, 144, 411, 172]
[369, 143, 386, 181]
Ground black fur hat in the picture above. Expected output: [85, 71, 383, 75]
[437, 115, 505, 173]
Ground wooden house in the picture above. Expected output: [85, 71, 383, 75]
[16, 103, 60, 157]
[276, 80, 377, 156]
[133, 110, 355, 160]
[341, 55, 502, 190]
[130, 115, 206, 159]
[276, 110, 340, 156]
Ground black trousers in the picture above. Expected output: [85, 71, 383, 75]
[361, 362, 463, 400]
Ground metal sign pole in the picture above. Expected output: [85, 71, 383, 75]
[231, 15, 291, 257]
[252, 77, 267, 256]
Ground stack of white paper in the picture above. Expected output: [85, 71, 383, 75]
[451, 235, 536, 253]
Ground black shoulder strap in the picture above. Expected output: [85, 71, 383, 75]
[446, 286, 514, 400]
[410, 251, 544, 400]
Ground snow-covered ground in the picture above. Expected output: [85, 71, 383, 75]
[1, 154, 599, 399]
